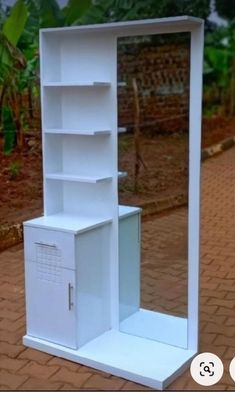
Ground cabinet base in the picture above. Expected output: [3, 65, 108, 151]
[23, 330, 196, 390]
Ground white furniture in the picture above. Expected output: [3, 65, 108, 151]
[23, 16, 204, 390]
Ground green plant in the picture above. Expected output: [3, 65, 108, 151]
[8, 161, 21, 179]
[0, 0, 29, 150]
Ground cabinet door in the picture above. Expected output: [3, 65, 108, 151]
[25, 260, 77, 349]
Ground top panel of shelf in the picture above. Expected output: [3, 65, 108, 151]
[40, 16, 203, 36]
[119, 205, 142, 219]
[43, 81, 111, 88]
[24, 213, 112, 234]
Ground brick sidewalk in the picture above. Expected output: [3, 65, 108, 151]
[1, 147, 235, 390]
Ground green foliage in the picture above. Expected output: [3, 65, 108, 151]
[63, 0, 92, 25]
[216, 0, 235, 21]
[204, 46, 232, 88]
[80, 0, 210, 24]
[3, 0, 28, 46]
[39, 0, 64, 28]
[8, 160, 21, 179]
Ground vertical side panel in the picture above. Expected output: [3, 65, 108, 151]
[188, 23, 204, 351]
[109, 36, 119, 329]
[76, 225, 111, 346]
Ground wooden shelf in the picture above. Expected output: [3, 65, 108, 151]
[44, 129, 111, 136]
[43, 81, 111, 88]
[45, 173, 112, 183]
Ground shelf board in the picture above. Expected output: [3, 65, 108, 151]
[24, 213, 112, 234]
[44, 129, 111, 136]
[45, 172, 112, 183]
[43, 81, 111, 88]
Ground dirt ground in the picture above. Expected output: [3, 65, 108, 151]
[0, 116, 235, 227]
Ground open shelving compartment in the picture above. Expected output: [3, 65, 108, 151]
[23, 17, 204, 390]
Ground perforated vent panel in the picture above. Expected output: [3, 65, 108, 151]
[36, 244, 62, 283]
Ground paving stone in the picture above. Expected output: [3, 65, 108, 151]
[0, 356, 28, 372]
[0, 369, 28, 390]
[18, 348, 52, 364]
[18, 361, 60, 379]
[19, 377, 62, 391]
[204, 323, 235, 337]
[47, 357, 80, 372]
[121, 381, 150, 391]
[214, 336, 235, 347]
[0, 342, 25, 358]
[0, 318, 25, 332]
[82, 374, 126, 390]
[50, 367, 92, 387]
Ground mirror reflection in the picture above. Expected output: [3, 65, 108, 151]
[118, 33, 190, 348]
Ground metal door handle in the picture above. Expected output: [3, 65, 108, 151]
[68, 283, 74, 310]
[35, 241, 57, 248]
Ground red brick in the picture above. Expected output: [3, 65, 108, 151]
[0, 309, 23, 321]
[226, 292, 235, 300]
[47, 356, 80, 372]
[217, 307, 235, 316]
[18, 361, 59, 379]
[19, 377, 62, 390]
[199, 344, 227, 357]
[50, 367, 91, 387]
[223, 347, 235, 359]
[0, 369, 28, 390]
[207, 298, 235, 309]
[0, 329, 22, 344]
[204, 323, 235, 337]
[121, 381, 151, 391]
[214, 335, 235, 347]
[18, 348, 51, 364]
[0, 342, 25, 358]
[0, 356, 27, 372]
[225, 317, 235, 326]
[83, 374, 126, 390]
[0, 318, 24, 332]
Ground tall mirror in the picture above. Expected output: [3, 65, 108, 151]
[118, 33, 190, 348]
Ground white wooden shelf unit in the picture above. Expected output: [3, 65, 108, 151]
[23, 16, 204, 390]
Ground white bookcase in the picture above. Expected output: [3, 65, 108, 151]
[23, 16, 204, 390]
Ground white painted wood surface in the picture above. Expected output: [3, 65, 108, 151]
[23, 17, 204, 390]
[25, 262, 77, 349]
[23, 331, 196, 390]
[187, 23, 204, 351]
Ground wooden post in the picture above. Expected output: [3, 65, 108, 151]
[132, 77, 146, 192]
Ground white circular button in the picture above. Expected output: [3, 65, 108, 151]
[190, 352, 224, 386]
[229, 357, 235, 382]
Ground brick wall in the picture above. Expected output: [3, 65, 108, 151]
[117, 37, 190, 134]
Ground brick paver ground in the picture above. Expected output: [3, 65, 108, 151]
[1, 147, 235, 391]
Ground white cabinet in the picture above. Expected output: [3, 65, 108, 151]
[24, 222, 111, 349]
